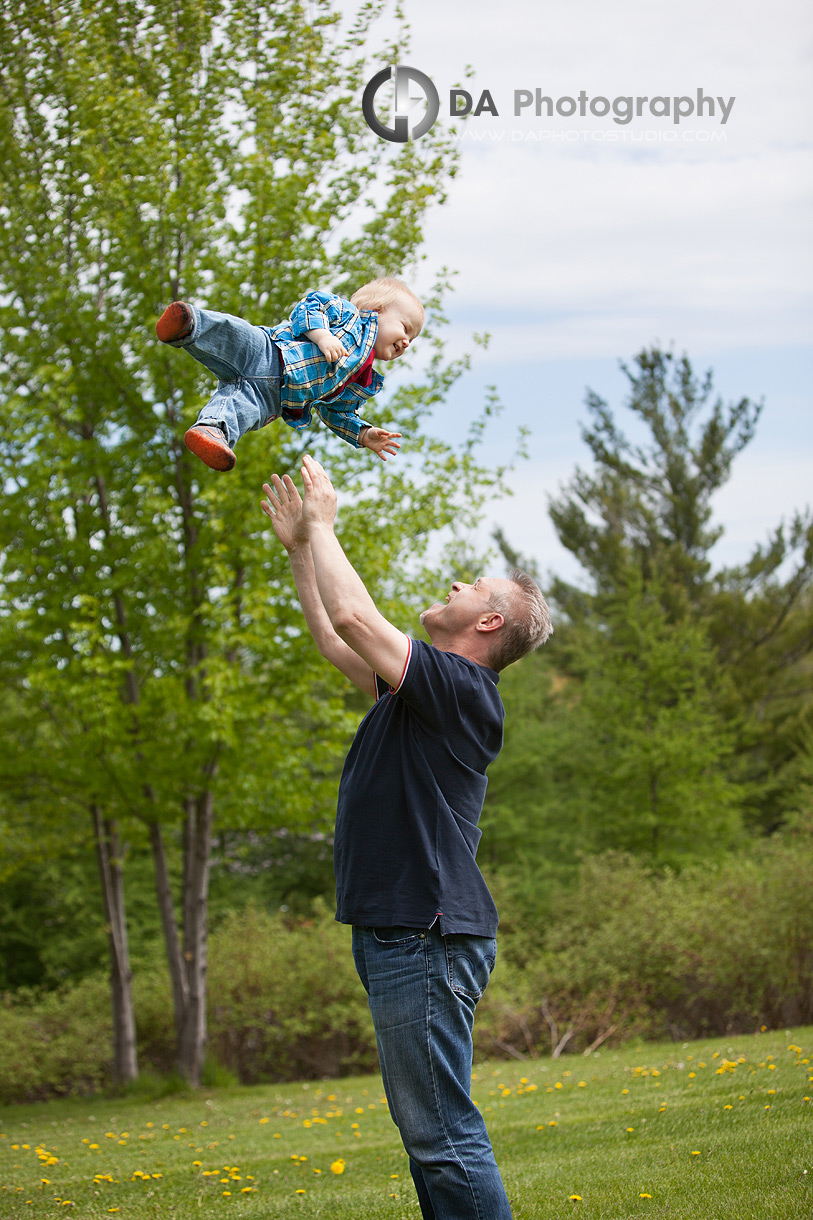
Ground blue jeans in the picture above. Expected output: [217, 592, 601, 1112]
[168, 306, 283, 449]
[352, 925, 513, 1220]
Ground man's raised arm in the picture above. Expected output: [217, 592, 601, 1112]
[260, 474, 376, 697]
[299, 455, 411, 691]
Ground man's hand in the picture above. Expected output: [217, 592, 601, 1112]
[305, 327, 348, 363]
[261, 474, 309, 553]
[359, 427, 402, 462]
[300, 454, 338, 531]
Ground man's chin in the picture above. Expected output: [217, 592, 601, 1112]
[419, 602, 442, 627]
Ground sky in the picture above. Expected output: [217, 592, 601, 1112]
[358, 0, 813, 587]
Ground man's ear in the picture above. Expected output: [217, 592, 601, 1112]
[475, 611, 504, 635]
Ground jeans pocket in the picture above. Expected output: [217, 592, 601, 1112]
[372, 926, 425, 945]
[446, 935, 497, 1000]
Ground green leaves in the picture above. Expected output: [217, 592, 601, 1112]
[0, 0, 504, 994]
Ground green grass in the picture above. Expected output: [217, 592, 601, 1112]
[1, 1026, 811, 1219]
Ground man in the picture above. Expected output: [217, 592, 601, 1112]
[261, 456, 552, 1220]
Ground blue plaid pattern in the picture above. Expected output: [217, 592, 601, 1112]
[264, 291, 384, 447]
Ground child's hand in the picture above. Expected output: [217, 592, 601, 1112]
[360, 427, 402, 461]
[312, 329, 348, 363]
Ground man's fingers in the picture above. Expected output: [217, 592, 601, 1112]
[282, 473, 302, 503]
[303, 453, 328, 479]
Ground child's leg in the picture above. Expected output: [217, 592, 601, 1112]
[195, 376, 281, 450]
[164, 306, 283, 450]
[166, 305, 278, 384]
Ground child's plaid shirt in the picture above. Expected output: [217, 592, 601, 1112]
[264, 291, 384, 448]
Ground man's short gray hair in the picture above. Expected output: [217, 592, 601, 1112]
[486, 569, 553, 672]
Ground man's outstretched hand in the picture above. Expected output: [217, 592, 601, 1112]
[261, 473, 308, 553]
[300, 455, 338, 531]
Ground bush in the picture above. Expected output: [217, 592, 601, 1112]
[481, 821, 813, 1058]
[207, 902, 377, 1082]
[0, 974, 113, 1103]
[2, 824, 811, 1101]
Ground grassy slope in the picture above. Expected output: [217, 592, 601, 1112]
[1, 1026, 810, 1219]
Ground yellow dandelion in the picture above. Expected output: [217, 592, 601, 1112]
[331, 1159, 346, 1174]
[259, 1117, 269, 1124]
[691, 1150, 701, 1156]
[568, 1194, 582, 1202]
[295, 1188, 306, 1195]
[639, 1193, 652, 1199]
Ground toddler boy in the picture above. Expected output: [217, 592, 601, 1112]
[155, 278, 424, 471]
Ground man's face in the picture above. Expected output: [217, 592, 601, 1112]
[373, 296, 424, 361]
[420, 577, 506, 635]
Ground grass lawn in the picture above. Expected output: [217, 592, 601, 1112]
[1, 1025, 810, 1219]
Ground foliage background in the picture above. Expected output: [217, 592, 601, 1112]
[1, 0, 812, 1101]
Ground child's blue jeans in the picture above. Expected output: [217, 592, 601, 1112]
[168, 306, 283, 449]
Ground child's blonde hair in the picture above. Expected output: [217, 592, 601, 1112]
[351, 277, 424, 326]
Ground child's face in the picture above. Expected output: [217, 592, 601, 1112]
[373, 296, 424, 361]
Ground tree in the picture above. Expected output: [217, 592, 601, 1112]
[487, 349, 811, 875]
[545, 348, 813, 834]
[0, 0, 508, 1084]
[548, 347, 762, 616]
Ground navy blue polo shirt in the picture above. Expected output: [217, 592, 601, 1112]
[334, 638, 504, 937]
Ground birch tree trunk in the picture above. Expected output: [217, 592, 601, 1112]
[92, 806, 138, 1086]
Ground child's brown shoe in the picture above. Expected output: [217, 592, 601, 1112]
[156, 302, 194, 342]
[184, 425, 236, 471]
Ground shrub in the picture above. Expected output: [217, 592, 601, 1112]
[207, 902, 377, 1082]
[481, 823, 813, 1058]
[0, 975, 113, 1103]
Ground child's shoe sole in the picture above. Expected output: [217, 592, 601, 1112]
[184, 425, 236, 472]
[156, 302, 194, 342]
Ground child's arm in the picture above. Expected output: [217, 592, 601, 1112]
[290, 292, 354, 363]
[311, 405, 402, 461]
[359, 426, 402, 462]
[304, 327, 348, 363]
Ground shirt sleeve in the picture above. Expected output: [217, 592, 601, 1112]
[289, 291, 356, 338]
[395, 640, 501, 738]
[313, 403, 372, 448]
